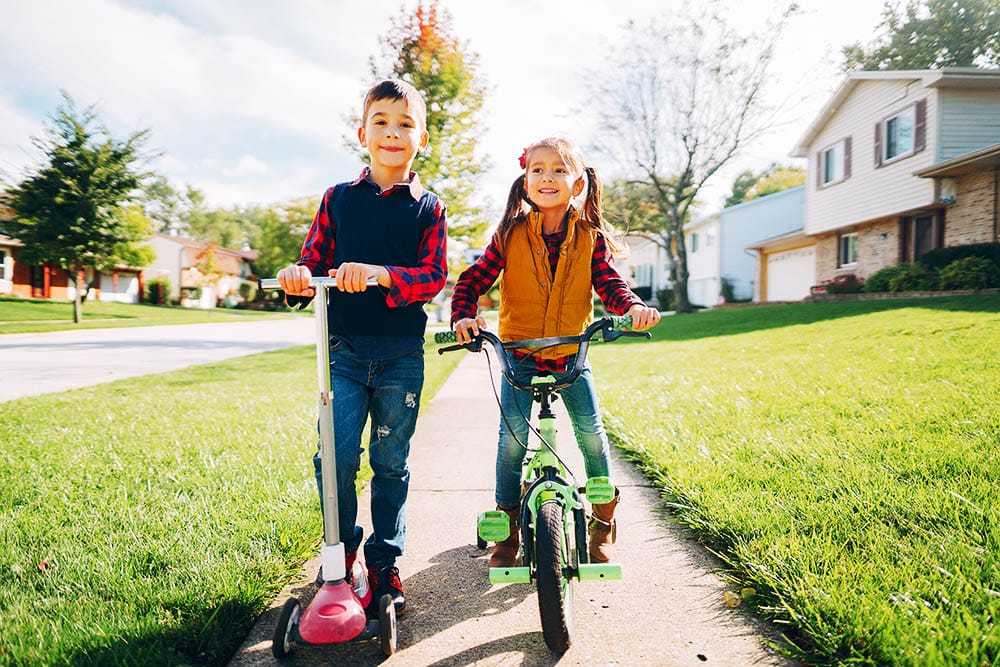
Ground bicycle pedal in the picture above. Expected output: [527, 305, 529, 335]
[585, 476, 615, 504]
[478, 510, 512, 542]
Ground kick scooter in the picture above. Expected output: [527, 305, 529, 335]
[259, 276, 397, 658]
[436, 316, 649, 653]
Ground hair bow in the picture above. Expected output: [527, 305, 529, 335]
[518, 147, 528, 169]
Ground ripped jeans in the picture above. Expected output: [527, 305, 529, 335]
[313, 338, 424, 568]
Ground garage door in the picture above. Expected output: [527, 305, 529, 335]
[766, 246, 815, 302]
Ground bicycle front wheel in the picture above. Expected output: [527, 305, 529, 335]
[535, 499, 573, 653]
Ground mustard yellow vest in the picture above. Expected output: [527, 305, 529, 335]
[498, 209, 596, 359]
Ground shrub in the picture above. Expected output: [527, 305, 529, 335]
[655, 287, 675, 311]
[822, 273, 864, 294]
[920, 242, 1000, 271]
[145, 277, 170, 305]
[937, 256, 1000, 291]
[864, 263, 938, 293]
[239, 280, 258, 303]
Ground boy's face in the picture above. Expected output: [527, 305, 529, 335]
[358, 97, 428, 173]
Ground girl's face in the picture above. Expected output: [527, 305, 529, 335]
[524, 146, 584, 214]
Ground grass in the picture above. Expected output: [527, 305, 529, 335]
[591, 294, 1000, 665]
[0, 338, 463, 666]
[0, 296, 299, 334]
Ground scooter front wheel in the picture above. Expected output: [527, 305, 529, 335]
[272, 597, 301, 659]
[378, 593, 398, 655]
[535, 499, 573, 653]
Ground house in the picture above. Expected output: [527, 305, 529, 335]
[146, 232, 258, 308]
[616, 186, 805, 307]
[0, 232, 143, 302]
[687, 186, 805, 305]
[790, 68, 1000, 285]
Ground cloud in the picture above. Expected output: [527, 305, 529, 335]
[222, 155, 269, 178]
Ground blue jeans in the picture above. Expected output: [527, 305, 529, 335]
[313, 339, 424, 568]
[495, 357, 611, 509]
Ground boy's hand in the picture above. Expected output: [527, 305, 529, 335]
[331, 263, 390, 292]
[454, 316, 487, 344]
[627, 304, 661, 331]
[277, 264, 315, 297]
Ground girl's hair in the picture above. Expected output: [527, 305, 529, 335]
[495, 137, 625, 257]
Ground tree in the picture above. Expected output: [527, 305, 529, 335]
[592, 2, 797, 313]
[243, 197, 318, 281]
[725, 163, 805, 207]
[2, 92, 153, 323]
[365, 0, 491, 245]
[842, 0, 1000, 71]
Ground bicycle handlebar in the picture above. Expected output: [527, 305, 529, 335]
[435, 316, 650, 392]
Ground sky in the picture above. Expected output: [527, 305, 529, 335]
[0, 0, 887, 220]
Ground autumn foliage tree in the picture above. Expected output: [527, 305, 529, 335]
[366, 0, 491, 244]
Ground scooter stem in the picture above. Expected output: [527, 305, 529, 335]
[315, 284, 346, 581]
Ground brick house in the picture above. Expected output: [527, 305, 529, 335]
[790, 68, 1000, 286]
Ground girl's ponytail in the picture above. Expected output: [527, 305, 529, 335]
[495, 175, 530, 253]
[582, 166, 626, 258]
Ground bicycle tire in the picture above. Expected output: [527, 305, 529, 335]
[535, 499, 573, 653]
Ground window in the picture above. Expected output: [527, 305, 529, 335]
[0, 250, 6, 280]
[884, 107, 915, 161]
[690, 233, 699, 253]
[838, 233, 858, 267]
[820, 139, 851, 185]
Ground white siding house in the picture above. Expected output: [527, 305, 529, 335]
[686, 186, 805, 305]
[791, 68, 1000, 284]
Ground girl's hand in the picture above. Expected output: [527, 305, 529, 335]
[454, 316, 487, 344]
[627, 304, 661, 331]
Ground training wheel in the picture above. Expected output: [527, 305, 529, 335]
[272, 597, 301, 659]
[378, 593, 398, 655]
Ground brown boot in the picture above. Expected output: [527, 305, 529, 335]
[588, 489, 620, 563]
[489, 506, 520, 568]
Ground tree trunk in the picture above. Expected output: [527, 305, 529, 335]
[71, 267, 83, 324]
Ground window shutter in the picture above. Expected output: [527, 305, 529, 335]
[844, 136, 852, 179]
[914, 99, 927, 153]
[816, 152, 823, 186]
[874, 122, 882, 167]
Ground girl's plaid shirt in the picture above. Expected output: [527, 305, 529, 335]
[451, 228, 644, 372]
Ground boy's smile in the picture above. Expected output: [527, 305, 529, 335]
[358, 97, 428, 184]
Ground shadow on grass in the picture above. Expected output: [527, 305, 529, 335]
[61, 596, 260, 666]
[636, 293, 1000, 343]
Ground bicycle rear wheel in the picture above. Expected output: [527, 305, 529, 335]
[535, 499, 573, 653]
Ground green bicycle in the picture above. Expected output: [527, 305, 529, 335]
[435, 316, 649, 653]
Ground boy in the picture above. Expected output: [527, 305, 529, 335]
[277, 79, 447, 614]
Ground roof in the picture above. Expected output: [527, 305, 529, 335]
[154, 232, 259, 261]
[746, 228, 813, 252]
[791, 68, 1000, 157]
[914, 141, 1000, 178]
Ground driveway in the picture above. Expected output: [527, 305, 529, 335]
[0, 317, 313, 402]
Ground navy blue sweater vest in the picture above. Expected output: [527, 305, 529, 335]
[325, 181, 437, 337]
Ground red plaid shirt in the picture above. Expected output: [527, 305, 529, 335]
[298, 168, 448, 308]
[452, 227, 643, 372]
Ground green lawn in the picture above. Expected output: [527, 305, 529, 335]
[0, 296, 299, 333]
[591, 294, 1000, 665]
[0, 340, 463, 666]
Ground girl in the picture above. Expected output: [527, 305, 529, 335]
[451, 137, 660, 567]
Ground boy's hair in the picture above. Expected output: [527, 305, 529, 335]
[496, 137, 626, 257]
[362, 79, 427, 130]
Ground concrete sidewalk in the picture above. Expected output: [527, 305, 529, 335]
[228, 350, 792, 666]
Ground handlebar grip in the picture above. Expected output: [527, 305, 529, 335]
[609, 315, 634, 330]
[434, 330, 458, 344]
